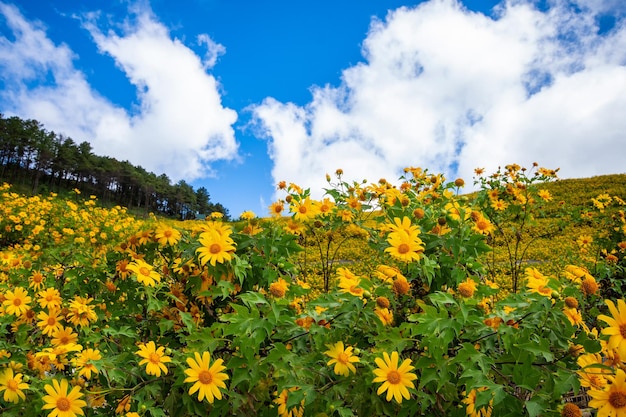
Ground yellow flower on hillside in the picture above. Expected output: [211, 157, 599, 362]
[462, 387, 493, 417]
[67, 296, 98, 327]
[537, 189, 552, 201]
[37, 308, 64, 336]
[268, 200, 285, 217]
[385, 216, 420, 237]
[372, 351, 417, 403]
[38, 287, 62, 310]
[577, 235, 593, 249]
[0, 368, 28, 403]
[490, 199, 508, 211]
[269, 278, 289, 298]
[41, 379, 86, 417]
[385, 231, 424, 263]
[154, 224, 181, 246]
[184, 351, 229, 403]
[196, 229, 236, 267]
[375, 307, 394, 326]
[598, 300, 626, 360]
[127, 259, 161, 287]
[324, 341, 360, 376]
[290, 197, 320, 222]
[136, 341, 171, 377]
[577, 353, 609, 389]
[274, 388, 304, 417]
[71, 348, 102, 380]
[588, 369, 626, 417]
[336, 268, 364, 297]
[457, 278, 478, 298]
[317, 198, 335, 216]
[51, 326, 79, 347]
[472, 215, 495, 235]
[3, 287, 31, 316]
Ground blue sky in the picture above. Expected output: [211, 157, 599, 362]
[1, 0, 626, 217]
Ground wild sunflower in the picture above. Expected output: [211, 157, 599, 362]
[372, 351, 417, 403]
[38, 288, 62, 310]
[41, 379, 86, 417]
[384, 230, 424, 263]
[136, 341, 171, 377]
[127, 259, 161, 287]
[472, 215, 495, 235]
[154, 225, 181, 246]
[385, 216, 420, 237]
[268, 200, 285, 217]
[577, 353, 609, 389]
[598, 300, 626, 359]
[462, 387, 493, 417]
[51, 326, 79, 347]
[290, 197, 320, 222]
[324, 341, 360, 376]
[375, 307, 394, 326]
[274, 388, 304, 417]
[71, 348, 102, 380]
[196, 229, 236, 267]
[3, 287, 31, 316]
[588, 368, 626, 416]
[0, 368, 29, 403]
[37, 309, 64, 336]
[183, 351, 229, 403]
[66, 296, 98, 327]
[457, 278, 478, 298]
[269, 278, 289, 298]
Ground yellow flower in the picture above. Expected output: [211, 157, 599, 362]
[324, 341, 360, 376]
[154, 225, 181, 246]
[577, 353, 609, 389]
[588, 368, 626, 417]
[183, 351, 229, 403]
[490, 199, 508, 211]
[463, 387, 493, 417]
[37, 308, 64, 336]
[0, 368, 28, 403]
[384, 230, 424, 263]
[66, 296, 98, 327]
[196, 229, 236, 267]
[372, 351, 417, 403]
[385, 216, 420, 237]
[38, 288, 63, 310]
[274, 388, 304, 417]
[290, 197, 320, 222]
[135, 341, 171, 377]
[71, 348, 102, 380]
[598, 300, 626, 360]
[375, 307, 394, 326]
[473, 215, 495, 235]
[577, 235, 594, 248]
[269, 278, 289, 298]
[458, 278, 478, 298]
[51, 326, 79, 347]
[3, 287, 31, 316]
[41, 379, 87, 417]
[336, 268, 364, 297]
[127, 259, 161, 287]
[537, 189, 552, 201]
[268, 200, 285, 217]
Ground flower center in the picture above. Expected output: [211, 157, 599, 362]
[139, 267, 151, 277]
[164, 230, 172, 237]
[619, 324, 626, 339]
[609, 391, 626, 408]
[56, 397, 71, 412]
[210, 243, 221, 254]
[337, 352, 349, 365]
[198, 370, 213, 384]
[149, 353, 162, 364]
[7, 379, 18, 391]
[397, 243, 410, 254]
[13, 298, 22, 306]
[299, 206, 307, 214]
[387, 370, 401, 384]
[48, 317, 57, 325]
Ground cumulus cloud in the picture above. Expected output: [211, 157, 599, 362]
[251, 0, 626, 200]
[0, 1, 237, 181]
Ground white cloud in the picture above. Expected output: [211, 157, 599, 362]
[0, 2, 237, 182]
[252, 0, 626, 200]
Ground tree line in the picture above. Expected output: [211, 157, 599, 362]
[0, 114, 230, 220]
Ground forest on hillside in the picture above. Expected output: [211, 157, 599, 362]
[0, 114, 229, 219]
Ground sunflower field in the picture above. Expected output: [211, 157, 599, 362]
[1, 164, 625, 417]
